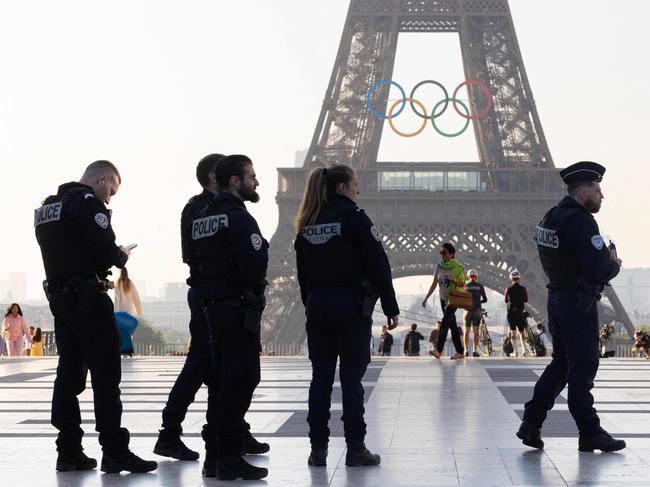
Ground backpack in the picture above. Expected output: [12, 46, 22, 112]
[503, 336, 514, 356]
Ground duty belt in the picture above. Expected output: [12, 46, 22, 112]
[205, 298, 242, 308]
[47, 280, 74, 293]
[46, 277, 113, 294]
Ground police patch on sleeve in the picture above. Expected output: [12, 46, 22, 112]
[591, 234, 605, 250]
[370, 226, 381, 242]
[251, 233, 263, 251]
[94, 213, 109, 229]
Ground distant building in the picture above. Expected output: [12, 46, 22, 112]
[163, 282, 188, 302]
[612, 268, 650, 317]
[142, 301, 189, 330]
[8, 273, 27, 302]
[294, 149, 308, 168]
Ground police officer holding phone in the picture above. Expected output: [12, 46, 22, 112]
[294, 164, 399, 467]
[34, 160, 157, 473]
[517, 161, 625, 452]
[191, 154, 269, 480]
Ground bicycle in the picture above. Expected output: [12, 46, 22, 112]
[478, 308, 493, 357]
[523, 311, 545, 357]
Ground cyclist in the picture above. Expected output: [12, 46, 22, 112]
[464, 269, 487, 357]
[505, 270, 529, 357]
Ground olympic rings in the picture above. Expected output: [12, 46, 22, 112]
[452, 79, 493, 119]
[431, 98, 470, 137]
[409, 80, 449, 119]
[365, 79, 494, 137]
[366, 80, 406, 120]
[388, 98, 428, 138]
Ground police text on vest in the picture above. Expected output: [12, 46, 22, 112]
[34, 202, 63, 227]
[192, 214, 229, 240]
[534, 226, 559, 249]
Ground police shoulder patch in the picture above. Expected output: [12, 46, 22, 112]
[591, 234, 605, 250]
[251, 233, 263, 251]
[370, 225, 381, 242]
[94, 213, 109, 229]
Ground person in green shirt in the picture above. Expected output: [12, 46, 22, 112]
[422, 243, 466, 360]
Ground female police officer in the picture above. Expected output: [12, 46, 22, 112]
[294, 164, 399, 467]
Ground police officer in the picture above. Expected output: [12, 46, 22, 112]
[191, 154, 269, 480]
[505, 270, 528, 357]
[294, 164, 399, 467]
[154, 154, 268, 462]
[34, 160, 157, 473]
[517, 161, 625, 452]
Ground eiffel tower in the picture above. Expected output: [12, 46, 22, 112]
[262, 0, 634, 347]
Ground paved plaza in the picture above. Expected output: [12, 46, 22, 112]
[2, 356, 650, 486]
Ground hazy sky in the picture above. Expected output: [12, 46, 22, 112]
[1, 0, 649, 301]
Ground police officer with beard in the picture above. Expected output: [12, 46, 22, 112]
[294, 164, 399, 467]
[154, 154, 268, 462]
[191, 154, 269, 480]
[517, 161, 625, 452]
[34, 160, 157, 473]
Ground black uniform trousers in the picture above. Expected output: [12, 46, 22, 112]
[50, 290, 129, 455]
[161, 288, 252, 447]
[205, 302, 260, 457]
[306, 288, 372, 445]
[523, 289, 601, 436]
[161, 288, 216, 438]
[436, 299, 464, 354]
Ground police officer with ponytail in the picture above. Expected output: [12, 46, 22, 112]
[517, 161, 625, 453]
[191, 154, 269, 480]
[294, 164, 399, 467]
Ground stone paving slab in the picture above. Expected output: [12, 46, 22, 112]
[2, 356, 650, 485]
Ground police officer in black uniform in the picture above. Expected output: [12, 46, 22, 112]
[191, 154, 269, 480]
[34, 160, 157, 473]
[294, 164, 399, 467]
[154, 154, 268, 462]
[517, 161, 625, 452]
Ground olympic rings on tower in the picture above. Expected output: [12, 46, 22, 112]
[365, 79, 494, 138]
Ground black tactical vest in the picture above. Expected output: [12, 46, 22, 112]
[181, 191, 213, 287]
[534, 205, 583, 286]
[34, 185, 106, 280]
[191, 196, 240, 298]
[296, 202, 363, 288]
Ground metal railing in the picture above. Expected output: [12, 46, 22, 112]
[12, 341, 644, 360]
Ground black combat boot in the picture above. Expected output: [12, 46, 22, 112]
[307, 443, 328, 466]
[56, 450, 97, 471]
[100, 451, 158, 473]
[578, 430, 626, 452]
[202, 455, 219, 477]
[242, 432, 270, 455]
[153, 429, 199, 461]
[216, 455, 268, 480]
[516, 420, 544, 449]
[345, 442, 381, 466]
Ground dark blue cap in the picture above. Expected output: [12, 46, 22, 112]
[559, 161, 606, 185]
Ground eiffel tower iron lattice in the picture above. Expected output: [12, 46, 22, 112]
[262, 0, 634, 348]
